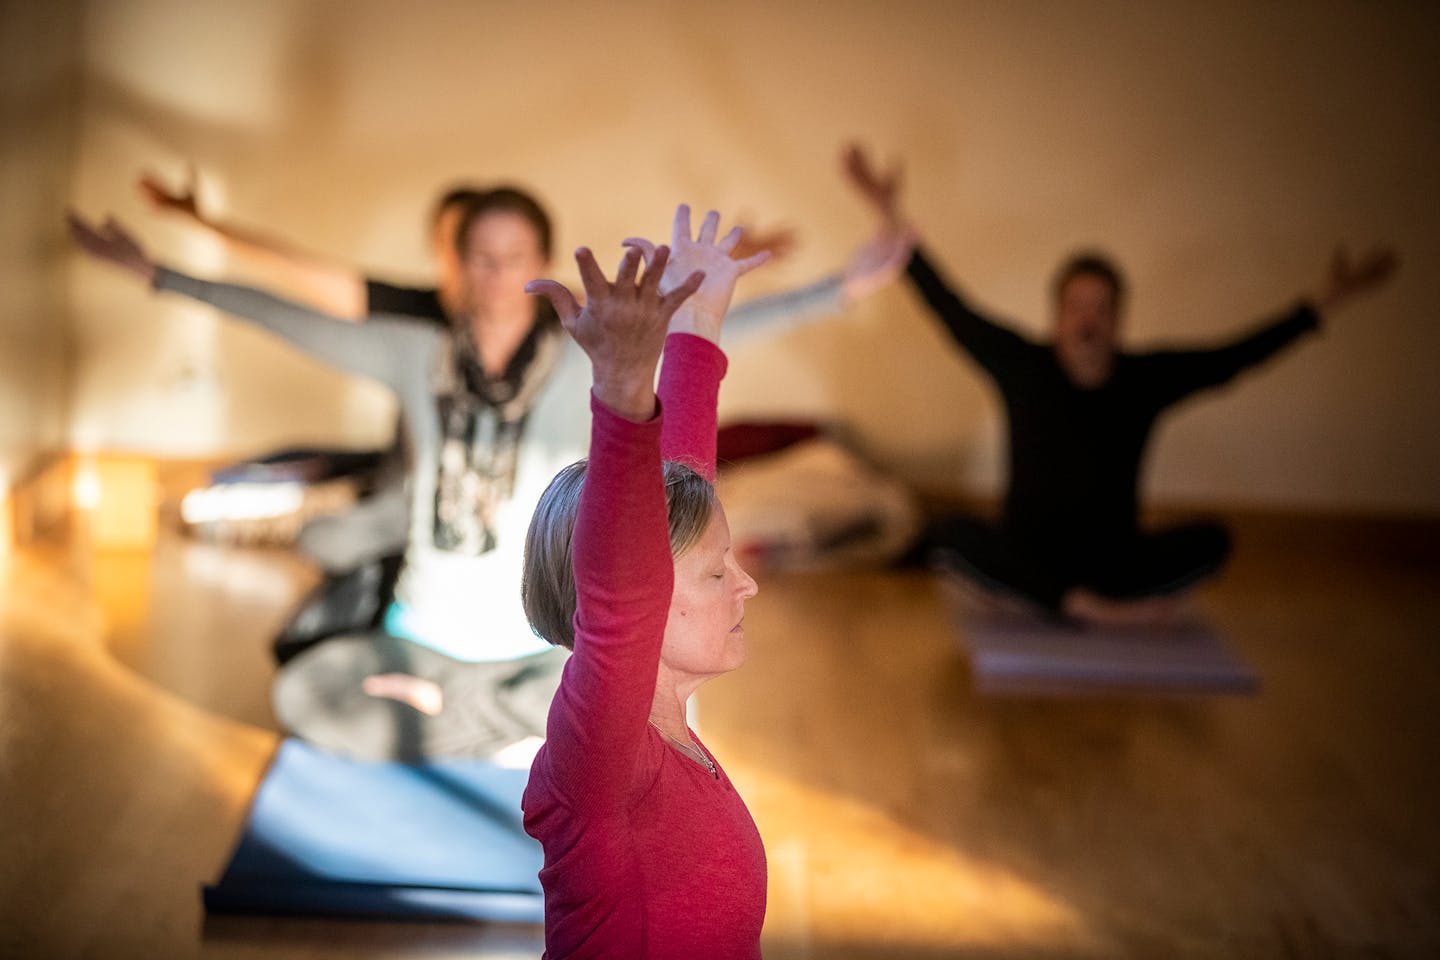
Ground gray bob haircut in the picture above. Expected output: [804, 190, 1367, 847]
[522, 459, 717, 650]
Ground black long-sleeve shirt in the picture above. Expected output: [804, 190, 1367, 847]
[365, 278, 448, 326]
[906, 247, 1319, 543]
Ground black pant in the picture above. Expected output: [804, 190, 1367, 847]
[917, 513, 1231, 613]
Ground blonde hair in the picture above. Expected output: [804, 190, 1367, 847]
[522, 460, 716, 650]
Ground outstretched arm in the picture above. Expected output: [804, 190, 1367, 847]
[138, 167, 369, 319]
[68, 211, 415, 389]
[841, 142, 1028, 374]
[720, 225, 916, 348]
[1146, 243, 1400, 404]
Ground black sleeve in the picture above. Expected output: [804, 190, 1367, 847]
[364, 279, 448, 327]
[1139, 302, 1321, 408]
[906, 246, 1031, 377]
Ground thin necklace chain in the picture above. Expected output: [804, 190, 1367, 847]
[647, 719, 718, 778]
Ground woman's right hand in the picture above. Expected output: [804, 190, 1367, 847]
[66, 212, 157, 285]
[526, 245, 703, 422]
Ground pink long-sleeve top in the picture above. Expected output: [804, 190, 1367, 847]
[522, 333, 765, 959]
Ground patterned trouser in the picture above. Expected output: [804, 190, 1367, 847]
[271, 633, 568, 762]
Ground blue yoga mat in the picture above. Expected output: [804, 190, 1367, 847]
[204, 738, 544, 923]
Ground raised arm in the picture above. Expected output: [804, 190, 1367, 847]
[524, 244, 702, 807]
[139, 167, 369, 319]
[905, 246, 1032, 376]
[68, 211, 417, 389]
[625, 205, 769, 478]
[843, 143, 1027, 375]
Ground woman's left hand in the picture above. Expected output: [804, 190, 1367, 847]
[624, 204, 770, 343]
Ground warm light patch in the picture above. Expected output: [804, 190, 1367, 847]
[72, 456, 158, 550]
[71, 461, 101, 511]
[733, 763, 1098, 954]
[0, 490, 12, 569]
[180, 482, 305, 524]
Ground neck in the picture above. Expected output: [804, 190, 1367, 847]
[465, 301, 535, 377]
[437, 282, 465, 320]
[649, 669, 705, 739]
[1056, 347, 1115, 389]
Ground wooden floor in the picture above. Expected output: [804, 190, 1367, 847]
[2, 509, 1437, 959]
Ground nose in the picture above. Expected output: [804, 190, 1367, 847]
[737, 564, 759, 600]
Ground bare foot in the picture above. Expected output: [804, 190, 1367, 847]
[493, 735, 546, 770]
[361, 673, 444, 716]
[1062, 588, 1187, 628]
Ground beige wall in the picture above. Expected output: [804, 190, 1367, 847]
[0, 0, 83, 495]
[41, 0, 1440, 512]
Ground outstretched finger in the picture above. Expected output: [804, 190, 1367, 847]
[842, 143, 871, 189]
[732, 249, 772, 276]
[659, 269, 706, 315]
[622, 237, 659, 266]
[716, 225, 742, 256]
[525, 279, 582, 326]
[637, 245, 672, 300]
[615, 245, 643, 289]
[574, 247, 610, 304]
[696, 210, 721, 247]
[672, 204, 693, 248]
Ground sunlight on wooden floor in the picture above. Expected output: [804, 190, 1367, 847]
[3, 509, 1438, 958]
[745, 763, 1095, 956]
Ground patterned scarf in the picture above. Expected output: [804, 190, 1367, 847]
[431, 303, 563, 556]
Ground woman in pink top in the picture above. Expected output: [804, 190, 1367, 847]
[521, 206, 770, 958]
